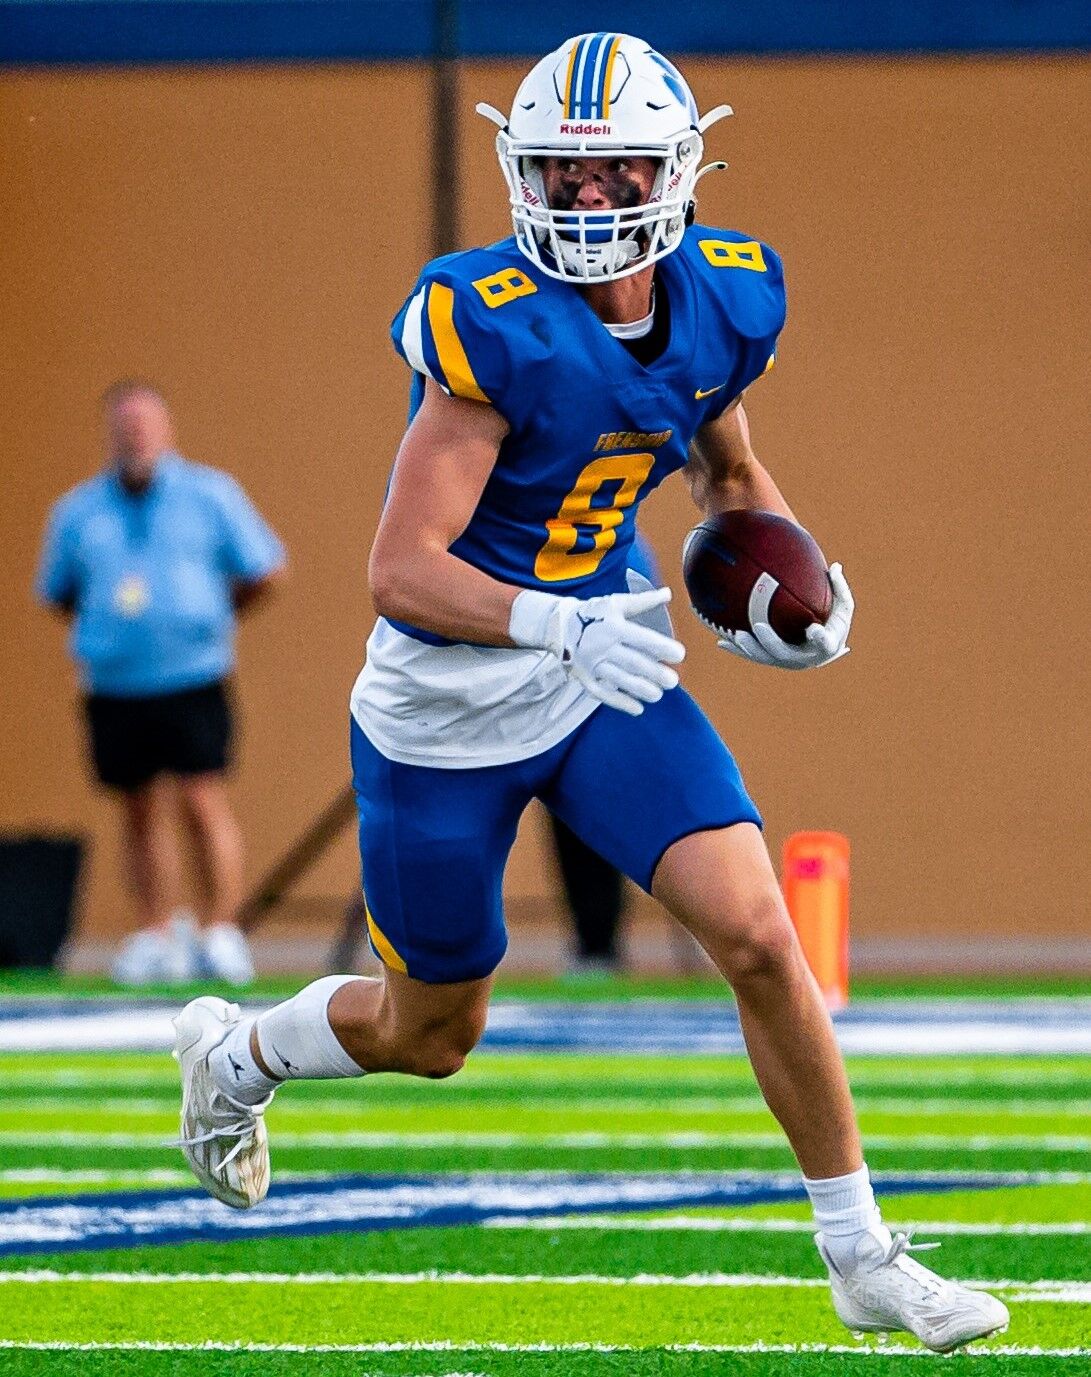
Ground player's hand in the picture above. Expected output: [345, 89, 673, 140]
[718, 563, 854, 671]
[509, 587, 686, 715]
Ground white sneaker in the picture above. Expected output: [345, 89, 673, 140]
[817, 1228, 1010, 1353]
[200, 924, 256, 985]
[111, 930, 187, 985]
[111, 912, 204, 986]
[169, 910, 204, 975]
[171, 995, 272, 1209]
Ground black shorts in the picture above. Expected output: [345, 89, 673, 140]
[84, 679, 234, 791]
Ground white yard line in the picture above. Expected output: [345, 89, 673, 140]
[4, 1269, 833, 1287]
[0, 1270, 1084, 1300]
[2, 1065, 1088, 1089]
[0, 1339, 1087, 1358]
[482, 1214, 1091, 1236]
[2, 1167, 1087, 1190]
[0, 1169, 190, 1186]
[0, 1129, 1086, 1150]
[3, 1165, 1088, 1189]
[0, 1168, 335, 1185]
[4, 1094, 1090, 1118]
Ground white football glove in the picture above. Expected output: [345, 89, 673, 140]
[509, 586, 686, 716]
[717, 562, 854, 671]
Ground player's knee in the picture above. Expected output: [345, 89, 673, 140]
[404, 1007, 486, 1079]
[415, 1044, 469, 1080]
[407, 1032, 472, 1079]
[720, 893, 801, 986]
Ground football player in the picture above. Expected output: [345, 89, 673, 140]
[174, 34, 1007, 1351]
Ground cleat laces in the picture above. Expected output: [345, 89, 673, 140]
[883, 1231, 946, 1294]
[170, 1084, 272, 1172]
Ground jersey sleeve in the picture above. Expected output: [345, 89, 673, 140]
[691, 230, 786, 411]
[35, 496, 79, 606]
[391, 259, 514, 418]
[210, 474, 286, 583]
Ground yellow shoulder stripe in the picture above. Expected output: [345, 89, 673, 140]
[365, 906, 408, 975]
[427, 282, 490, 403]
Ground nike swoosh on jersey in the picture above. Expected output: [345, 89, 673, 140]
[695, 383, 727, 399]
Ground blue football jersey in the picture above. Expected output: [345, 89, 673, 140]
[390, 226, 784, 607]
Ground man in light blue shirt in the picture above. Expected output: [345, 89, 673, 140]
[36, 380, 286, 986]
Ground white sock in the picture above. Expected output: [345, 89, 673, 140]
[209, 975, 368, 1105]
[803, 1163, 892, 1270]
[208, 1017, 277, 1104]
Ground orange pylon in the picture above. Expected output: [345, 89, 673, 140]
[783, 831, 850, 1011]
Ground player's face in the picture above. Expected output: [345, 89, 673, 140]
[539, 156, 658, 212]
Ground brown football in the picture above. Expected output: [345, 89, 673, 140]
[682, 509, 832, 645]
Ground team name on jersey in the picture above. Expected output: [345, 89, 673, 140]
[594, 429, 673, 452]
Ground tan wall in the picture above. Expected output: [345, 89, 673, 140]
[2, 56, 1088, 950]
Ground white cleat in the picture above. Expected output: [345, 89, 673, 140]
[818, 1229, 1010, 1353]
[171, 996, 272, 1210]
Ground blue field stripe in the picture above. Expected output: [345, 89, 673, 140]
[2, 997, 1091, 1055]
[0, 1170, 1020, 1256]
[2, 996, 1088, 1027]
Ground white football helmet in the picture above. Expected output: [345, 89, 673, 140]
[477, 33, 732, 284]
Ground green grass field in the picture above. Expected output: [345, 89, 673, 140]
[1, 979, 1088, 1375]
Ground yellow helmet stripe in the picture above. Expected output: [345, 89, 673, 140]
[426, 283, 489, 403]
[365, 906, 408, 975]
[563, 37, 583, 119]
[600, 35, 623, 118]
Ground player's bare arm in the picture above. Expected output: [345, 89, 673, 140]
[686, 398, 796, 523]
[368, 379, 518, 646]
[370, 379, 683, 713]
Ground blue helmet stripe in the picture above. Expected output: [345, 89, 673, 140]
[576, 32, 607, 118]
[589, 32, 618, 118]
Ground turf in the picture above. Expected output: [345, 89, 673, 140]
[1, 1000, 1089, 1375]
[2, 1357, 1084, 1377]
[2, 970, 1090, 1000]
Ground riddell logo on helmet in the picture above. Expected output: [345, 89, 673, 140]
[558, 122, 613, 135]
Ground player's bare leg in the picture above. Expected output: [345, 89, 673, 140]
[119, 776, 181, 930]
[653, 821, 859, 1178]
[653, 819, 1008, 1349]
[174, 964, 492, 1207]
[253, 968, 493, 1082]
